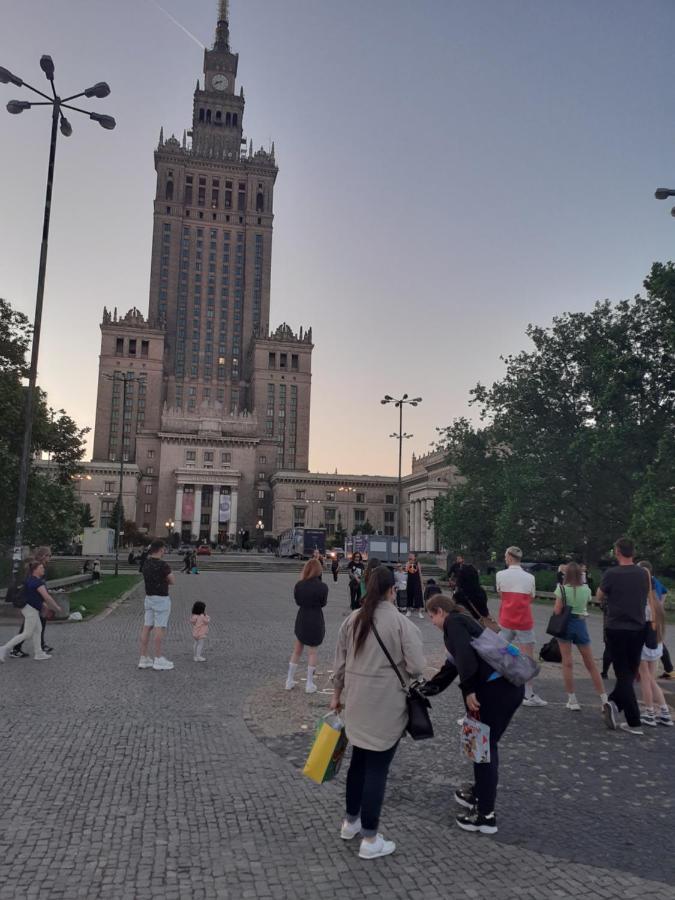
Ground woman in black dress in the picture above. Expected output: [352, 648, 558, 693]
[453, 564, 490, 621]
[285, 558, 328, 693]
[405, 553, 424, 619]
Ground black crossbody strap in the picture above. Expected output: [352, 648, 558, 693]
[559, 583, 567, 607]
[371, 622, 407, 690]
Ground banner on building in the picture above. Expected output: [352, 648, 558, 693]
[182, 490, 194, 522]
[219, 493, 231, 523]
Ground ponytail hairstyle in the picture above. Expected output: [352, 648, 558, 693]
[353, 565, 395, 656]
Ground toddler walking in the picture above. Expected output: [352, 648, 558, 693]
[191, 601, 210, 662]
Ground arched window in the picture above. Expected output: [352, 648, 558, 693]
[225, 112, 231, 127]
[206, 109, 212, 123]
[166, 180, 174, 201]
[232, 113, 238, 127]
[198, 108, 205, 122]
[256, 192, 264, 212]
[215, 110, 222, 123]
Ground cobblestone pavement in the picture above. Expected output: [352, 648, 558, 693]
[1, 571, 673, 900]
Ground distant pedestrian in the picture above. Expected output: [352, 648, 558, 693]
[182, 550, 192, 574]
[453, 564, 490, 622]
[423, 578, 442, 604]
[405, 553, 424, 619]
[331, 565, 426, 859]
[0, 560, 62, 662]
[128, 550, 136, 565]
[92, 559, 101, 582]
[637, 561, 673, 727]
[138, 539, 175, 672]
[347, 552, 364, 611]
[285, 559, 328, 693]
[394, 564, 408, 613]
[330, 554, 339, 583]
[598, 538, 649, 735]
[190, 550, 199, 575]
[496, 546, 547, 707]
[190, 600, 210, 663]
[448, 554, 464, 587]
[552, 562, 607, 712]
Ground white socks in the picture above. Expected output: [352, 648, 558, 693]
[285, 661, 298, 690]
[306, 665, 317, 693]
[567, 693, 577, 704]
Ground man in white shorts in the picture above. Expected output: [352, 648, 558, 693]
[496, 546, 547, 707]
[138, 539, 175, 671]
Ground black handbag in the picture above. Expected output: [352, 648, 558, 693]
[539, 637, 562, 663]
[371, 623, 434, 741]
[546, 584, 572, 638]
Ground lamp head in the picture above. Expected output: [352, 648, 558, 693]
[84, 81, 111, 98]
[7, 100, 30, 114]
[90, 112, 116, 130]
[655, 188, 675, 200]
[0, 66, 23, 86]
[39, 55, 55, 80]
[59, 116, 72, 136]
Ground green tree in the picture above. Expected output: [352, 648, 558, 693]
[79, 503, 95, 529]
[434, 263, 675, 565]
[352, 519, 375, 535]
[631, 429, 675, 568]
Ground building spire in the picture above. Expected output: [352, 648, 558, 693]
[214, 0, 230, 51]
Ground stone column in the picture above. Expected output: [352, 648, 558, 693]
[416, 500, 423, 553]
[229, 488, 238, 540]
[191, 486, 202, 541]
[427, 498, 436, 553]
[174, 485, 184, 532]
[210, 486, 220, 543]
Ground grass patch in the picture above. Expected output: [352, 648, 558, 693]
[67, 575, 142, 618]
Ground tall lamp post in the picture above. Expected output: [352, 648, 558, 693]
[255, 519, 264, 550]
[104, 372, 145, 576]
[381, 394, 422, 562]
[1, 57, 115, 598]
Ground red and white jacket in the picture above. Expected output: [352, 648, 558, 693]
[496, 565, 535, 630]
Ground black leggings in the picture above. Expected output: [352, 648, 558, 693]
[345, 742, 398, 836]
[662, 644, 673, 674]
[349, 581, 361, 610]
[472, 678, 524, 815]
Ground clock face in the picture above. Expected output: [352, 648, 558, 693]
[212, 74, 228, 91]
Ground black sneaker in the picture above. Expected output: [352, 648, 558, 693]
[10, 648, 28, 658]
[454, 786, 476, 809]
[42, 646, 54, 654]
[456, 810, 498, 835]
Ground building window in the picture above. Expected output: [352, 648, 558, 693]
[268, 352, 276, 369]
[221, 451, 231, 465]
[146, 466, 154, 475]
[326, 491, 335, 502]
[258, 473, 266, 481]
[279, 353, 287, 369]
[145, 485, 152, 495]
[186, 450, 196, 462]
[104, 481, 114, 492]
[204, 451, 214, 463]
[295, 490, 305, 500]
[144, 503, 152, 513]
[384, 511, 395, 524]
[257, 490, 265, 499]
[291, 354, 299, 371]
[257, 507, 264, 517]
[293, 506, 306, 527]
[385, 494, 395, 505]
[354, 509, 366, 525]
[141, 340, 149, 358]
[115, 338, 123, 356]
[147, 449, 155, 459]
[356, 493, 366, 504]
[258, 455, 267, 464]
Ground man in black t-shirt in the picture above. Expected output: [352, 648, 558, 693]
[138, 540, 175, 672]
[597, 537, 648, 734]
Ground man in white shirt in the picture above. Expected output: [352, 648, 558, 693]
[496, 546, 547, 707]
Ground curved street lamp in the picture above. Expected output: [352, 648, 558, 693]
[1, 56, 115, 600]
[381, 394, 423, 561]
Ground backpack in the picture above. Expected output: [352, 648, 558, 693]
[539, 637, 562, 664]
[10, 583, 26, 609]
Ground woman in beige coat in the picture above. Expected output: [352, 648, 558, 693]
[331, 566, 425, 860]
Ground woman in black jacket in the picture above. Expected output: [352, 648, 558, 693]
[422, 594, 524, 835]
[285, 558, 328, 694]
[453, 564, 490, 621]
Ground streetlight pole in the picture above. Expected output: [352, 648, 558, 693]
[1, 58, 115, 599]
[381, 394, 422, 563]
[104, 372, 145, 576]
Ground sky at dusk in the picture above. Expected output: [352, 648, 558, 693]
[1, 0, 675, 477]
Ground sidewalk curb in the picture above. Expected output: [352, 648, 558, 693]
[88, 580, 144, 623]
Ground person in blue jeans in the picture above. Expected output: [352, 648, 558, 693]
[422, 593, 524, 835]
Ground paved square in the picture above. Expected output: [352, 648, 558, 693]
[1, 568, 673, 899]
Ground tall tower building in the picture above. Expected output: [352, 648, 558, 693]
[91, 2, 313, 543]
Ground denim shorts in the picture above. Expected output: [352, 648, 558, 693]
[559, 615, 591, 647]
[500, 626, 536, 645]
[144, 595, 171, 628]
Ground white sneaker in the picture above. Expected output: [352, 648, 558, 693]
[358, 833, 396, 859]
[405, 610, 412, 617]
[566, 699, 581, 711]
[138, 656, 154, 669]
[0, 646, 8, 663]
[340, 818, 361, 840]
[152, 657, 174, 671]
[305, 683, 317, 694]
[523, 694, 548, 707]
[619, 722, 644, 736]
[285, 680, 297, 691]
[418, 611, 424, 619]
[194, 656, 206, 662]
[34, 653, 52, 661]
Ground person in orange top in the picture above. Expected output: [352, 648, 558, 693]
[190, 601, 210, 662]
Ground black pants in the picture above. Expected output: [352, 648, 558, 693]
[662, 644, 673, 674]
[606, 628, 644, 728]
[349, 581, 360, 610]
[602, 630, 613, 677]
[16, 616, 47, 652]
[332, 569, 338, 583]
[472, 678, 524, 815]
[345, 742, 398, 836]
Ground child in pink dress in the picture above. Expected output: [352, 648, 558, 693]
[190, 601, 210, 662]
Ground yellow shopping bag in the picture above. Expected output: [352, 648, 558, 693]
[302, 713, 348, 784]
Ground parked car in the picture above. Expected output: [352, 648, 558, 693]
[196, 545, 211, 556]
